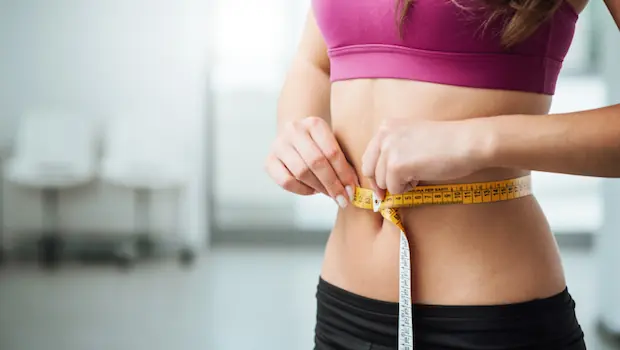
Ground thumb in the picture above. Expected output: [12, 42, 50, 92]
[369, 178, 386, 200]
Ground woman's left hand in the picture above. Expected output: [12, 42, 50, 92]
[361, 118, 490, 196]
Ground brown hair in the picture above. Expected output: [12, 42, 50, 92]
[396, 0, 564, 47]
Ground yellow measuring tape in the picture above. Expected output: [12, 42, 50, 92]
[350, 175, 533, 350]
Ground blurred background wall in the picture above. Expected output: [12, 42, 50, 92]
[0, 0, 210, 245]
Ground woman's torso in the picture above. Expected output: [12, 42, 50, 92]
[318, 0, 587, 306]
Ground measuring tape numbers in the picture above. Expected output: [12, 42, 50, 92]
[350, 175, 533, 350]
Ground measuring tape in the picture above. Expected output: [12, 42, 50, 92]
[351, 175, 533, 350]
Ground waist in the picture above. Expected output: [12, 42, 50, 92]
[325, 177, 565, 304]
[333, 171, 545, 255]
[328, 44, 563, 95]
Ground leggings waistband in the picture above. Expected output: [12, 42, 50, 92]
[317, 276, 575, 318]
[315, 277, 585, 349]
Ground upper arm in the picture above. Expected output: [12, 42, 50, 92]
[293, 8, 330, 75]
[604, 0, 620, 29]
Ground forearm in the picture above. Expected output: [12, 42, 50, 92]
[277, 57, 331, 132]
[476, 103, 620, 177]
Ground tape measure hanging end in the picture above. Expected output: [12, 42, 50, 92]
[351, 175, 533, 350]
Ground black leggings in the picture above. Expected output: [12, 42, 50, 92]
[314, 278, 586, 350]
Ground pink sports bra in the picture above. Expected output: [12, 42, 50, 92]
[312, 0, 579, 95]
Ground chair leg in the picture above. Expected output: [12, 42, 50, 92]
[112, 188, 150, 268]
[39, 189, 63, 269]
[134, 189, 154, 258]
[113, 239, 138, 269]
[0, 165, 4, 267]
[172, 190, 196, 267]
[178, 247, 196, 266]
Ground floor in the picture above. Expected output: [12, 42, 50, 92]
[0, 243, 619, 350]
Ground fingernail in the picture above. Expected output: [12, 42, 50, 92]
[336, 195, 347, 209]
[345, 186, 354, 202]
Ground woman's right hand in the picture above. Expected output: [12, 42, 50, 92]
[264, 116, 359, 208]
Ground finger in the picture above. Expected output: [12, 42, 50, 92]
[387, 160, 419, 193]
[274, 143, 328, 195]
[361, 133, 382, 179]
[292, 128, 349, 205]
[368, 177, 386, 201]
[305, 119, 360, 189]
[386, 156, 407, 194]
[375, 149, 388, 192]
[387, 172, 409, 195]
[386, 176, 405, 195]
[264, 155, 316, 195]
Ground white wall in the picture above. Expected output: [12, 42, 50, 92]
[0, 0, 211, 245]
[211, 0, 305, 230]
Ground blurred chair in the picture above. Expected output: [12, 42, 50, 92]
[0, 139, 14, 266]
[3, 110, 98, 268]
[100, 112, 195, 267]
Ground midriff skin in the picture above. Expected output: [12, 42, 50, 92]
[320, 79, 567, 305]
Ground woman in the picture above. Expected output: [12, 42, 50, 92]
[265, 0, 620, 348]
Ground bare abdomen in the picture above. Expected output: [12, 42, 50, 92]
[320, 79, 566, 305]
